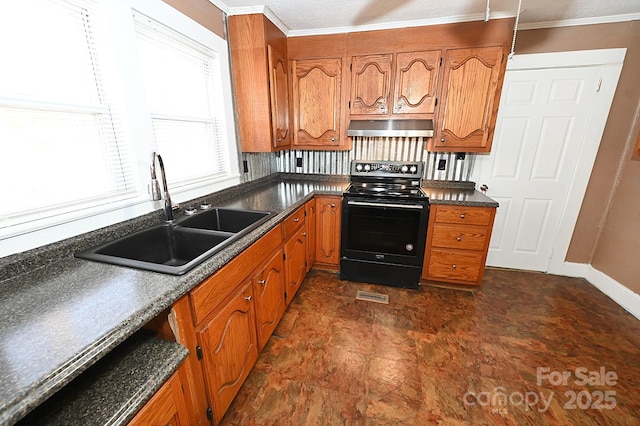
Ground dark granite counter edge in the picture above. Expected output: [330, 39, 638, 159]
[17, 333, 188, 426]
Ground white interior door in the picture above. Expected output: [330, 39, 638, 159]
[472, 50, 625, 273]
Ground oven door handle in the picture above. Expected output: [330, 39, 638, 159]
[346, 200, 424, 210]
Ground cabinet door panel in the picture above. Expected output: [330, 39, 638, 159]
[305, 199, 316, 272]
[436, 47, 504, 151]
[350, 54, 392, 115]
[393, 50, 440, 115]
[198, 283, 258, 422]
[268, 44, 290, 148]
[253, 249, 285, 350]
[284, 227, 307, 305]
[292, 58, 341, 146]
[128, 371, 189, 426]
[427, 248, 484, 283]
[315, 197, 341, 265]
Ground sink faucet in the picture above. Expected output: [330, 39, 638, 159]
[150, 151, 174, 222]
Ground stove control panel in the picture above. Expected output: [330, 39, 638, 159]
[351, 160, 424, 178]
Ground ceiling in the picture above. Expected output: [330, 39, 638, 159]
[212, 0, 640, 36]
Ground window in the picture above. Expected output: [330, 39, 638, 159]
[0, 0, 135, 225]
[134, 13, 229, 187]
[0, 0, 239, 256]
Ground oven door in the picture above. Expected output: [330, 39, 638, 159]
[341, 197, 429, 266]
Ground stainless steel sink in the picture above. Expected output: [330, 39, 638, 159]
[75, 208, 273, 275]
[178, 207, 272, 233]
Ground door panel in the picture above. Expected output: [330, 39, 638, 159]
[472, 65, 602, 271]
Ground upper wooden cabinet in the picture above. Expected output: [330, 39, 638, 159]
[431, 46, 506, 152]
[228, 14, 289, 152]
[350, 50, 441, 118]
[291, 57, 343, 148]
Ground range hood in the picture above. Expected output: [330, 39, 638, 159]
[347, 119, 434, 138]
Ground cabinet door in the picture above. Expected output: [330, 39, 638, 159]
[292, 58, 342, 147]
[128, 370, 189, 426]
[315, 196, 341, 266]
[268, 44, 290, 149]
[197, 283, 258, 423]
[305, 199, 316, 272]
[392, 50, 441, 116]
[284, 226, 307, 305]
[253, 248, 285, 350]
[350, 54, 392, 116]
[435, 46, 505, 152]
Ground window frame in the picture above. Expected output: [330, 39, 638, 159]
[0, 0, 240, 257]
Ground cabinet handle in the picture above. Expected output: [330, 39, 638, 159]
[245, 295, 253, 302]
[330, 203, 335, 207]
[441, 137, 445, 143]
[452, 264, 457, 270]
[330, 137, 336, 142]
[456, 236, 462, 241]
[302, 232, 307, 237]
[258, 280, 266, 285]
[460, 214, 465, 219]
[294, 218, 300, 222]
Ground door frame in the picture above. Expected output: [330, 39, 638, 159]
[486, 48, 625, 276]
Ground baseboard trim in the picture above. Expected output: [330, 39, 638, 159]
[584, 265, 640, 321]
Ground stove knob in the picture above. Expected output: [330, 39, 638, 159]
[355, 164, 363, 171]
[410, 165, 417, 173]
[401, 165, 409, 173]
[364, 164, 371, 171]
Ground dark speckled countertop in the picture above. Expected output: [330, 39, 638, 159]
[0, 174, 495, 425]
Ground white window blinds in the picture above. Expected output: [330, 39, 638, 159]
[134, 13, 228, 187]
[0, 0, 135, 223]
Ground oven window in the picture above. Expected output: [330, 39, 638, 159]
[345, 203, 423, 256]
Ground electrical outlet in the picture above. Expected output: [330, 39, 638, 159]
[456, 152, 466, 160]
[437, 159, 447, 170]
[296, 157, 303, 168]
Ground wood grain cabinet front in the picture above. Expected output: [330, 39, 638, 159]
[350, 50, 441, 118]
[315, 196, 342, 268]
[127, 369, 190, 426]
[431, 46, 507, 152]
[228, 14, 290, 152]
[252, 247, 286, 350]
[422, 204, 496, 286]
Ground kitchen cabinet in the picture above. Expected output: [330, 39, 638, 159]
[305, 199, 316, 272]
[228, 14, 289, 152]
[315, 196, 342, 268]
[422, 205, 496, 286]
[282, 206, 307, 305]
[252, 247, 286, 350]
[431, 46, 506, 152]
[291, 57, 343, 148]
[197, 281, 258, 421]
[349, 50, 441, 118]
[128, 369, 189, 426]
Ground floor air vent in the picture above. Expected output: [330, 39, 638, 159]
[355, 290, 389, 304]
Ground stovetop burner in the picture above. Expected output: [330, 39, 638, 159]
[346, 182, 426, 198]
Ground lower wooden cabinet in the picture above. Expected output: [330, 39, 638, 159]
[284, 225, 307, 305]
[253, 247, 286, 350]
[305, 199, 316, 272]
[197, 281, 259, 420]
[128, 369, 190, 426]
[315, 196, 342, 267]
[422, 204, 496, 286]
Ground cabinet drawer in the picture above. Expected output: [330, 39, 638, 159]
[431, 224, 488, 251]
[282, 206, 305, 239]
[427, 248, 484, 283]
[190, 225, 282, 325]
[434, 205, 493, 226]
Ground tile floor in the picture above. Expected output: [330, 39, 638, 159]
[220, 268, 640, 425]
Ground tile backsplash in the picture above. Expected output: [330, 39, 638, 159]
[241, 136, 475, 182]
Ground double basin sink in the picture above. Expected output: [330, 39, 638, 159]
[75, 208, 273, 275]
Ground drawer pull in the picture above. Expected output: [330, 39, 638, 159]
[460, 214, 465, 219]
[452, 264, 457, 269]
[258, 280, 266, 285]
[330, 203, 335, 207]
[456, 236, 462, 242]
[302, 232, 307, 237]
[294, 218, 300, 222]
[245, 295, 253, 302]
